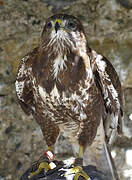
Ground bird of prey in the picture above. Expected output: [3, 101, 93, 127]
[15, 14, 124, 180]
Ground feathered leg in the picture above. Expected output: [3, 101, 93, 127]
[28, 118, 60, 179]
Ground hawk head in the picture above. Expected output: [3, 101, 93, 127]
[41, 14, 88, 56]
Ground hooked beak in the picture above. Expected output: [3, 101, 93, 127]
[55, 21, 60, 33]
[54, 19, 62, 33]
[54, 19, 69, 33]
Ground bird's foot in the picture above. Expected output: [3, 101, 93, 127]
[28, 161, 56, 179]
[65, 166, 91, 180]
[28, 149, 55, 179]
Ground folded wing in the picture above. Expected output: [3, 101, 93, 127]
[15, 48, 38, 117]
[93, 50, 124, 144]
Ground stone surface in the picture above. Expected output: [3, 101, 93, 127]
[0, 0, 132, 180]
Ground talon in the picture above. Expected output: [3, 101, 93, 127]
[28, 148, 55, 179]
[65, 166, 90, 180]
[28, 162, 50, 179]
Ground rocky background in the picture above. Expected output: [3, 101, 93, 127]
[0, 0, 132, 179]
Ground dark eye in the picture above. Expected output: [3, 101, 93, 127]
[46, 21, 52, 29]
[68, 21, 76, 30]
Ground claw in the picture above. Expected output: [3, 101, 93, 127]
[65, 166, 90, 180]
[28, 148, 55, 179]
[28, 161, 56, 179]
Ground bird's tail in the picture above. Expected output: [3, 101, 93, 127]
[83, 141, 119, 180]
[103, 141, 119, 180]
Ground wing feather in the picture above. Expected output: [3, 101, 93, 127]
[92, 50, 124, 144]
[15, 48, 38, 116]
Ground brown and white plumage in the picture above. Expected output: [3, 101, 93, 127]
[15, 14, 124, 179]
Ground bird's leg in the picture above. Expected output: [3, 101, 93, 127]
[38, 146, 54, 163]
[28, 146, 56, 179]
[74, 144, 83, 165]
[65, 145, 90, 180]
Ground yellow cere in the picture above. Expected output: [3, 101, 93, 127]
[54, 19, 70, 33]
[54, 19, 62, 25]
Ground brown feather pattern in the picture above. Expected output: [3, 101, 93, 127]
[15, 14, 124, 179]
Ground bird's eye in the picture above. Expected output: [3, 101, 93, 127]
[46, 22, 52, 29]
[67, 21, 76, 30]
